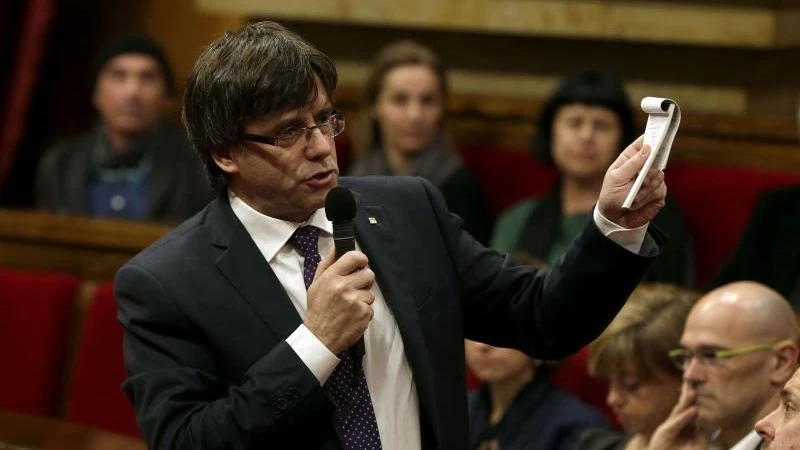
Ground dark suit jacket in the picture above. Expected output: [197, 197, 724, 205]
[709, 186, 800, 307]
[115, 176, 665, 450]
[35, 122, 212, 224]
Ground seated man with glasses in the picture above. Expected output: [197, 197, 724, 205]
[647, 281, 799, 450]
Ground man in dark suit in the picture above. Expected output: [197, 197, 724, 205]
[35, 33, 211, 223]
[115, 21, 668, 450]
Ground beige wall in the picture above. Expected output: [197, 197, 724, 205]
[108, 0, 800, 118]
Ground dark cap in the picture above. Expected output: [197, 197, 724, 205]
[92, 33, 174, 94]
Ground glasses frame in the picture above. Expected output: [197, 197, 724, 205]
[668, 340, 792, 371]
[242, 110, 345, 149]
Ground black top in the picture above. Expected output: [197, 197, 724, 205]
[468, 372, 610, 450]
[438, 166, 493, 245]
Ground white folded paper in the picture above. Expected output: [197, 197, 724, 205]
[622, 97, 681, 209]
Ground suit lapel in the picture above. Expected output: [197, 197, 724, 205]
[210, 194, 302, 340]
[352, 200, 439, 446]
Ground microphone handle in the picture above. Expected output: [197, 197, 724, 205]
[332, 221, 364, 386]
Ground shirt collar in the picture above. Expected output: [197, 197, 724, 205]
[228, 191, 332, 262]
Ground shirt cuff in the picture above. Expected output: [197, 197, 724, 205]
[286, 324, 340, 385]
[593, 206, 648, 254]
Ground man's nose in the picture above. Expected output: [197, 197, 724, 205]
[755, 409, 777, 442]
[682, 355, 705, 382]
[305, 127, 333, 159]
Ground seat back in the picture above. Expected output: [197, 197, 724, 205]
[0, 268, 79, 416]
[64, 281, 140, 437]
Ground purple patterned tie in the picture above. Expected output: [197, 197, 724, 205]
[289, 226, 383, 450]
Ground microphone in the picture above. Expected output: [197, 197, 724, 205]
[324, 186, 363, 386]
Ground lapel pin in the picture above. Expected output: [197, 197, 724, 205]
[368, 217, 378, 225]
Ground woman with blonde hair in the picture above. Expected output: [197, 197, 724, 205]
[575, 283, 699, 450]
[347, 40, 492, 243]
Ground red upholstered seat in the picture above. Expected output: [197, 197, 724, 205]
[0, 268, 80, 416]
[64, 281, 140, 437]
[665, 163, 800, 285]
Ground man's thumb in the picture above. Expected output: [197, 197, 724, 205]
[314, 250, 336, 281]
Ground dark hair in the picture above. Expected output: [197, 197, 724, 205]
[183, 21, 338, 190]
[356, 40, 448, 156]
[92, 33, 174, 95]
[531, 70, 635, 165]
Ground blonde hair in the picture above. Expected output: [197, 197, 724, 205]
[589, 283, 699, 381]
[355, 40, 449, 157]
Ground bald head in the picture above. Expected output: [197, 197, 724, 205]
[691, 281, 797, 343]
[680, 282, 799, 443]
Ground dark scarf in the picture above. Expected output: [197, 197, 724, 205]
[347, 136, 462, 188]
[88, 122, 164, 179]
[516, 181, 564, 262]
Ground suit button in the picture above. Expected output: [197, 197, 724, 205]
[277, 397, 289, 410]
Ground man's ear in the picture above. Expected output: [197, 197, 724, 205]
[771, 343, 799, 385]
[211, 148, 239, 175]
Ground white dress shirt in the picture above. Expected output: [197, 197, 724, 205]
[229, 191, 647, 450]
[230, 193, 420, 450]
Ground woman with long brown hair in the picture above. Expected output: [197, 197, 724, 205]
[348, 40, 492, 243]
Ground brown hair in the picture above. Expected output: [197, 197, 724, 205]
[355, 40, 449, 156]
[183, 21, 337, 190]
[589, 283, 699, 381]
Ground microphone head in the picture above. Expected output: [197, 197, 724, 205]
[325, 186, 357, 223]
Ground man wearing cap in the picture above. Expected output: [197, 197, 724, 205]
[36, 33, 211, 223]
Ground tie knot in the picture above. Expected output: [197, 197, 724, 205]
[289, 225, 320, 259]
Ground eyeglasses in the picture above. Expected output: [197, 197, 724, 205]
[668, 340, 790, 371]
[242, 111, 345, 149]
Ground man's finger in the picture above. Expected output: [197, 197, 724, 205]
[328, 251, 369, 276]
[671, 382, 697, 416]
[613, 144, 651, 183]
[630, 174, 666, 210]
[609, 135, 645, 170]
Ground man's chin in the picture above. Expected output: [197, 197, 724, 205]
[694, 411, 718, 429]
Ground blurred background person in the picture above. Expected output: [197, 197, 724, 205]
[490, 70, 692, 287]
[35, 33, 211, 223]
[466, 339, 609, 450]
[347, 40, 493, 244]
[649, 281, 799, 450]
[576, 283, 699, 450]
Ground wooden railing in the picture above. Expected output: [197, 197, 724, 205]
[0, 210, 172, 281]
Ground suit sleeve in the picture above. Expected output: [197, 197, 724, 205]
[418, 178, 666, 360]
[116, 263, 330, 450]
